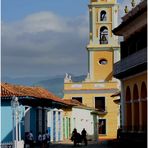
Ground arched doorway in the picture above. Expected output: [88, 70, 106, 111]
[133, 84, 139, 131]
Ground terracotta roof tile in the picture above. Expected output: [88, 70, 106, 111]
[0, 82, 70, 105]
[64, 99, 96, 110]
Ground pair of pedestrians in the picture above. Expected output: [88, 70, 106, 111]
[71, 128, 87, 146]
[38, 130, 50, 148]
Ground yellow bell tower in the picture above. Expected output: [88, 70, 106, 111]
[63, 0, 120, 140]
[88, 0, 119, 82]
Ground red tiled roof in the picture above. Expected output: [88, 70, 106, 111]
[64, 99, 96, 110]
[0, 82, 71, 105]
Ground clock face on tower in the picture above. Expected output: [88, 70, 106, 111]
[99, 59, 108, 65]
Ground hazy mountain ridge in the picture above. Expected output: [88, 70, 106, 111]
[34, 75, 86, 98]
[2, 75, 86, 98]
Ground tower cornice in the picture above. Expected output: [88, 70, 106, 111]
[88, 4, 118, 7]
[86, 44, 120, 50]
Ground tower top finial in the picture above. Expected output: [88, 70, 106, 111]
[124, 6, 129, 14]
[131, 0, 136, 7]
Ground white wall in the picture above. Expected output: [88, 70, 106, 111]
[71, 107, 94, 136]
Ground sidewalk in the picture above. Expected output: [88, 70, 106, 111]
[48, 140, 111, 148]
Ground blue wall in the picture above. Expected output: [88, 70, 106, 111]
[1, 100, 13, 143]
[1, 100, 25, 143]
[30, 107, 37, 140]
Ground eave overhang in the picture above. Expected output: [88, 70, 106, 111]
[112, 0, 147, 36]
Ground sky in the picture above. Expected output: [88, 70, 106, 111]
[1, 0, 141, 79]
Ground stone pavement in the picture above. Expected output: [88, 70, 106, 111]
[48, 140, 111, 148]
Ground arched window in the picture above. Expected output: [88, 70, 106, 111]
[100, 26, 108, 44]
[100, 10, 107, 21]
[141, 82, 147, 99]
[133, 84, 139, 100]
[126, 86, 131, 102]
[125, 86, 132, 130]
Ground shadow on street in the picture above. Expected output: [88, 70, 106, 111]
[44, 142, 110, 148]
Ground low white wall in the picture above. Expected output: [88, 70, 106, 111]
[71, 107, 94, 136]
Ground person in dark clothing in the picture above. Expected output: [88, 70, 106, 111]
[28, 131, 34, 147]
[71, 128, 78, 147]
[38, 132, 42, 148]
[45, 130, 50, 147]
[81, 128, 87, 146]
[25, 132, 29, 147]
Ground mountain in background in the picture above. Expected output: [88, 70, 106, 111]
[2, 75, 86, 98]
[34, 75, 86, 98]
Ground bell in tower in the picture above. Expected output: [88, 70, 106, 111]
[100, 26, 108, 44]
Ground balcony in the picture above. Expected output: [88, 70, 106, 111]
[114, 48, 147, 79]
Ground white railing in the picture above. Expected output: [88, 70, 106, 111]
[0, 142, 13, 148]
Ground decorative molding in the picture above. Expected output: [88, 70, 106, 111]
[94, 84, 105, 88]
[64, 89, 119, 94]
[71, 84, 82, 88]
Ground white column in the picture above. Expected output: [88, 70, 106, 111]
[59, 109, 63, 141]
[47, 108, 51, 138]
[12, 108, 15, 143]
[56, 110, 59, 141]
[53, 108, 58, 142]
[50, 110, 53, 142]
[19, 113, 21, 141]
[121, 80, 125, 131]
[15, 111, 18, 148]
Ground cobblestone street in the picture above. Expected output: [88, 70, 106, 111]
[48, 140, 110, 148]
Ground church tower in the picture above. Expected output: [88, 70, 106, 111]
[88, 0, 119, 82]
[63, 0, 120, 140]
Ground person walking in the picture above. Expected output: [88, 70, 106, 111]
[42, 132, 47, 148]
[38, 132, 42, 148]
[45, 130, 51, 147]
[28, 131, 34, 148]
[81, 128, 87, 146]
[71, 128, 78, 147]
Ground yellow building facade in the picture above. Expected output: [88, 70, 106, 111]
[113, 0, 147, 145]
[63, 0, 120, 140]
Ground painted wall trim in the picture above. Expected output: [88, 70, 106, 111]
[64, 89, 118, 94]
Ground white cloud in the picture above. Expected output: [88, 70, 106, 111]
[3, 1, 143, 78]
[22, 12, 73, 33]
[2, 11, 89, 77]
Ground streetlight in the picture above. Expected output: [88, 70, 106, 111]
[11, 96, 21, 148]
